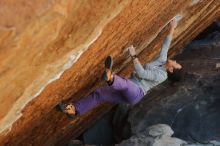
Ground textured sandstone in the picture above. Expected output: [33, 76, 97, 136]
[0, 0, 219, 145]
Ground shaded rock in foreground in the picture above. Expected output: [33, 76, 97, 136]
[117, 124, 220, 146]
[117, 124, 186, 146]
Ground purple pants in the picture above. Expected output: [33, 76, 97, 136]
[74, 75, 144, 115]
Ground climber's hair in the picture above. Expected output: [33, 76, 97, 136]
[167, 68, 184, 83]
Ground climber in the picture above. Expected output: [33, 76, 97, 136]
[57, 19, 182, 118]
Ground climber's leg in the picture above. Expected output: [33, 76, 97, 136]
[109, 74, 145, 105]
[57, 74, 144, 117]
[57, 56, 143, 118]
[74, 85, 128, 115]
[57, 86, 124, 117]
[101, 56, 144, 104]
[70, 74, 144, 115]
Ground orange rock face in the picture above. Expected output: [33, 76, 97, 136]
[0, 0, 219, 145]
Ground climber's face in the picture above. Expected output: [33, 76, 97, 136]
[166, 59, 182, 73]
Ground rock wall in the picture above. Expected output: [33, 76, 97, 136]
[0, 0, 219, 146]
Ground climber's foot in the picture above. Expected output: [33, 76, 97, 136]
[102, 56, 113, 82]
[56, 103, 76, 119]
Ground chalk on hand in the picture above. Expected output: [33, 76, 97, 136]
[123, 45, 135, 53]
[174, 14, 182, 22]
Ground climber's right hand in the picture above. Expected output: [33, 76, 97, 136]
[128, 45, 136, 57]
[169, 19, 177, 29]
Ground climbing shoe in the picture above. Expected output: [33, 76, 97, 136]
[102, 56, 113, 81]
[56, 103, 76, 119]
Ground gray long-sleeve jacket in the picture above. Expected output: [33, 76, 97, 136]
[129, 36, 172, 94]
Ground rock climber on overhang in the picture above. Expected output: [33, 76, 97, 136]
[57, 18, 183, 118]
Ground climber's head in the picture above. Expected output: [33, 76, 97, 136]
[166, 59, 182, 73]
[166, 59, 183, 82]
